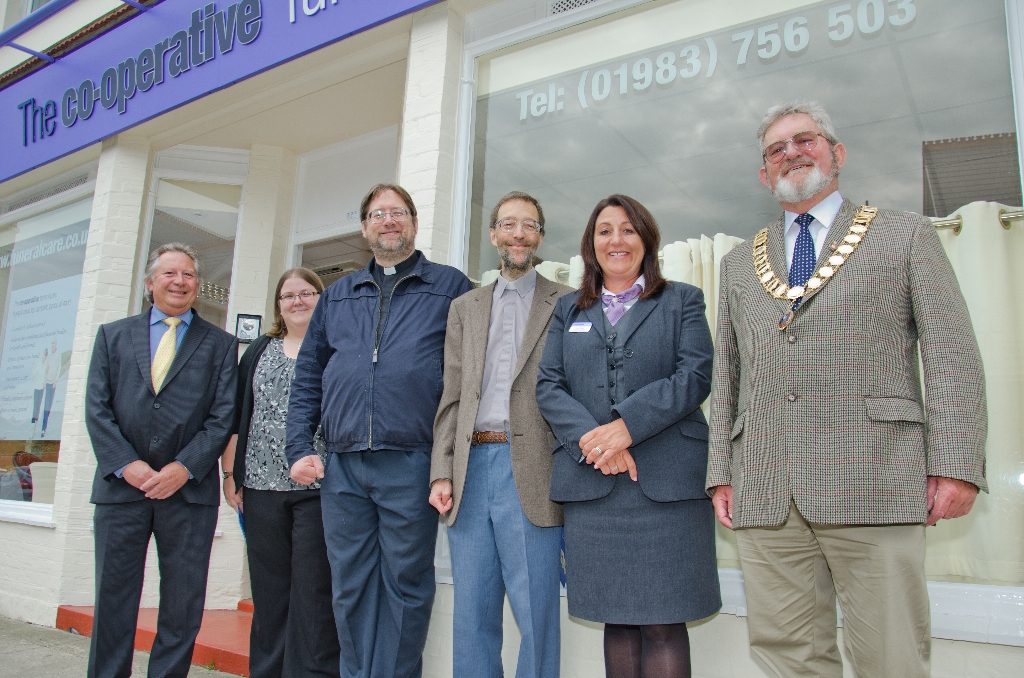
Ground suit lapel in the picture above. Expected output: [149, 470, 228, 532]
[467, 285, 494, 376]
[132, 312, 155, 394]
[161, 312, 210, 391]
[581, 298, 607, 342]
[512, 277, 559, 380]
[614, 294, 657, 346]
[767, 216, 788, 288]
[816, 199, 856, 269]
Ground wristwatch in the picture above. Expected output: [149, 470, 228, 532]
[222, 471, 233, 480]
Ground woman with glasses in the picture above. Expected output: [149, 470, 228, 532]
[221, 267, 339, 677]
[537, 195, 720, 678]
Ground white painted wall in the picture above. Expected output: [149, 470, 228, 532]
[422, 583, 1024, 678]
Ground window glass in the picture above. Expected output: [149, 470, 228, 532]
[468, 0, 1015, 280]
[0, 198, 90, 503]
[148, 179, 241, 329]
[468, 0, 1020, 587]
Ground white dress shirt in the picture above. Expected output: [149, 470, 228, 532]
[784, 190, 844, 268]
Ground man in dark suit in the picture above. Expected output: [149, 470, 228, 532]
[86, 242, 237, 678]
[429, 191, 570, 677]
[707, 101, 987, 677]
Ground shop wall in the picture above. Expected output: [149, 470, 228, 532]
[420, 583, 1024, 677]
[396, 2, 465, 262]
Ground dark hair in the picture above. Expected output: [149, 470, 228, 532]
[267, 267, 325, 338]
[359, 183, 418, 222]
[576, 194, 666, 309]
[488, 191, 545, 234]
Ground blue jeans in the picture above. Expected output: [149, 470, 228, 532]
[448, 442, 562, 678]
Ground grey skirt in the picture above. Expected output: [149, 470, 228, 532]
[562, 472, 721, 624]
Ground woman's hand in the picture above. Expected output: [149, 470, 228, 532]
[579, 420, 638, 480]
[597, 449, 638, 480]
[223, 476, 243, 511]
[580, 419, 634, 464]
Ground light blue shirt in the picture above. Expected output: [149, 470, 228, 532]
[149, 306, 193, 358]
[475, 269, 538, 432]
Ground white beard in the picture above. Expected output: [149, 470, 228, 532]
[772, 164, 832, 204]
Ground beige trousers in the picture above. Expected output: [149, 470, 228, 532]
[735, 503, 929, 678]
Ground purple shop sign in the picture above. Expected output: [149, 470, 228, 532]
[1, 0, 440, 182]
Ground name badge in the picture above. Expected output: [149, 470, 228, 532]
[569, 321, 592, 333]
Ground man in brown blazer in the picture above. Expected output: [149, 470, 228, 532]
[430, 191, 570, 677]
[707, 101, 987, 678]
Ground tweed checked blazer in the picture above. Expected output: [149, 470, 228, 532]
[706, 199, 987, 528]
[430, 273, 571, 527]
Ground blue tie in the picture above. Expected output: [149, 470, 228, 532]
[789, 213, 816, 288]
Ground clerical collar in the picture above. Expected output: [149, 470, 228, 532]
[373, 250, 420, 278]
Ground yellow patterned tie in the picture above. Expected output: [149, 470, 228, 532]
[151, 317, 181, 392]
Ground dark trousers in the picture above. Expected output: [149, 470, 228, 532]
[244, 487, 340, 678]
[88, 496, 218, 678]
[321, 451, 437, 678]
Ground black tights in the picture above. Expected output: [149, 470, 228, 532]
[604, 622, 691, 678]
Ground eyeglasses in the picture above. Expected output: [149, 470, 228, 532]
[365, 208, 412, 224]
[493, 218, 543, 234]
[762, 131, 830, 164]
[279, 290, 319, 303]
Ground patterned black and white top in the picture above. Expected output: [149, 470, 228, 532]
[244, 338, 326, 490]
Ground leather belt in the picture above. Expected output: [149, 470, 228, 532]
[471, 431, 508, 445]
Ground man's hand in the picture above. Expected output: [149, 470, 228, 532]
[122, 460, 156, 490]
[927, 476, 978, 526]
[580, 419, 634, 465]
[428, 479, 453, 514]
[710, 484, 734, 529]
[140, 461, 189, 500]
[223, 476, 243, 512]
[290, 455, 325, 486]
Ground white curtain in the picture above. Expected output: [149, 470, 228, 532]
[479, 213, 1024, 586]
[488, 234, 756, 569]
[928, 201, 1024, 585]
[561, 233, 744, 337]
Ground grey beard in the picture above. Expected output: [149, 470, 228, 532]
[499, 247, 533, 274]
[773, 165, 832, 204]
[773, 151, 840, 204]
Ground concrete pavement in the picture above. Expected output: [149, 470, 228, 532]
[0, 614, 237, 677]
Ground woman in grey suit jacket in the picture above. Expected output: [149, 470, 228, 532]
[537, 195, 720, 678]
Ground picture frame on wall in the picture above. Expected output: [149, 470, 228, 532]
[235, 314, 262, 343]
